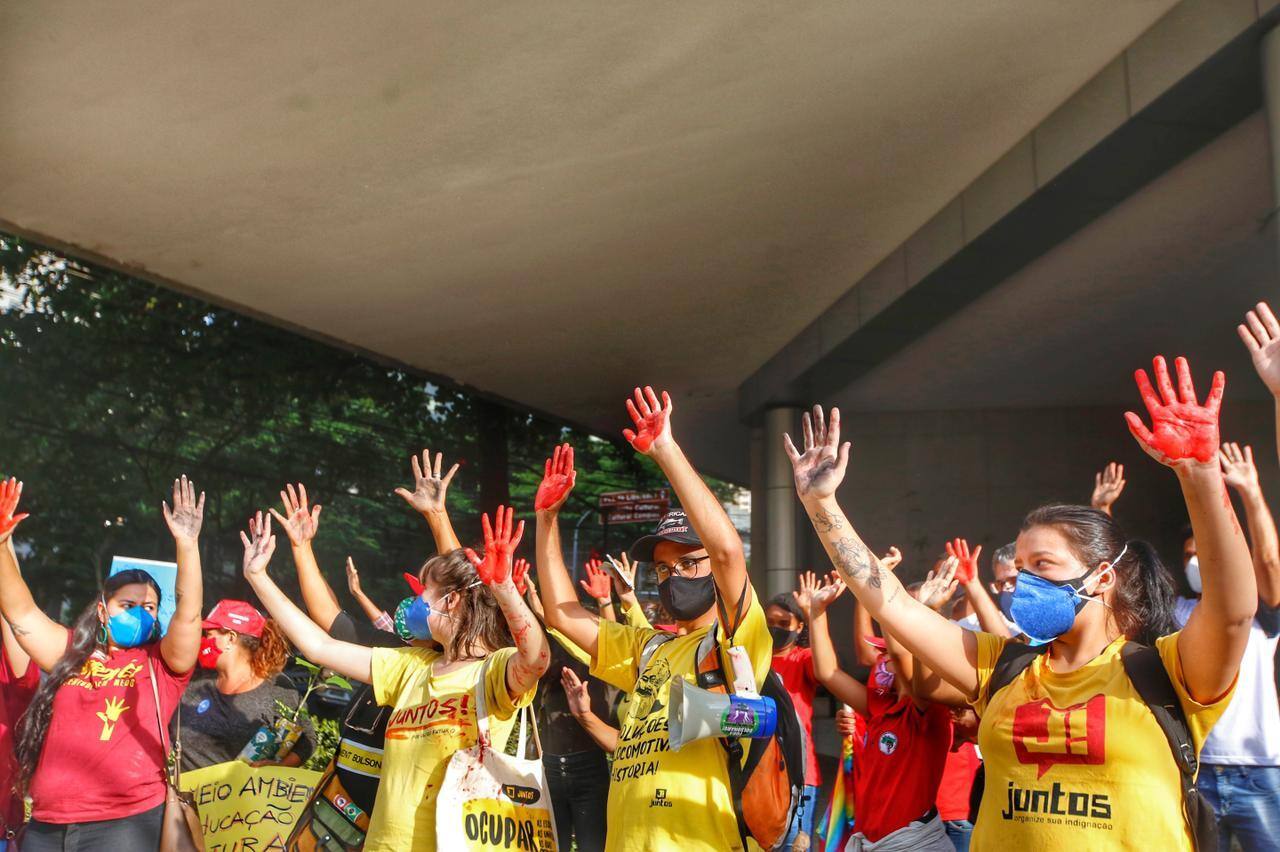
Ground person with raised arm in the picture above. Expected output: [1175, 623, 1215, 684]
[800, 569, 955, 851]
[534, 387, 770, 852]
[346, 557, 394, 633]
[1169, 439, 1280, 850]
[786, 355, 1254, 851]
[0, 480, 38, 844]
[0, 476, 203, 850]
[1090, 462, 1127, 517]
[243, 502, 545, 852]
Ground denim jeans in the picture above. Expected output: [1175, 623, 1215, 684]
[544, 749, 610, 852]
[21, 803, 164, 852]
[781, 784, 822, 850]
[1198, 764, 1280, 852]
[943, 819, 973, 852]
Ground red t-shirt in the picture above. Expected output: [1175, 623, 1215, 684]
[854, 689, 952, 842]
[0, 646, 38, 831]
[30, 642, 191, 823]
[935, 741, 980, 821]
[771, 645, 821, 785]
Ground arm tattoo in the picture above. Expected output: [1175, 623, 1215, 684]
[833, 536, 875, 581]
[813, 508, 844, 533]
[4, 616, 29, 637]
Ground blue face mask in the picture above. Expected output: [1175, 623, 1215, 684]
[404, 594, 434, 641]
[1009, 545, 1124, 646]
[104, 601, 158, 648]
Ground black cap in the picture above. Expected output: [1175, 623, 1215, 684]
[629, 510, 703, 562]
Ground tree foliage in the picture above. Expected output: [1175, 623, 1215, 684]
[0, 233, 731, 618]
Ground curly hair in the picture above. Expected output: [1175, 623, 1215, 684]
[239, 619, 291, 679]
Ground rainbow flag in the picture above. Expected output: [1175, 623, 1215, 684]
[816, 735, 856, 852]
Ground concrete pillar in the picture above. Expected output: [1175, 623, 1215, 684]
[763, 406, 802, 600]
[747, 425, 766, 593]
[1264, 26, 1280, 214]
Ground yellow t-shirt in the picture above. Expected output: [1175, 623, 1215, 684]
[367, 646, 535, 852]
[970, 632, 1235, 852]
[590, 594, 770, 852]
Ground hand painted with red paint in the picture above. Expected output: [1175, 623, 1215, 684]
[1239, 302, 1280, 397]
[1125, 356, 1224, 468]
[465, 505, 525, 588]
[623, 386, 673, 454]
[580, 559, 612, 603]
[945, 538, 981, 585]
[783, 404, 851, 501]
[534, 444, 576, 513]
[512, 558, 531, 596]
[0, 478, 29, 544]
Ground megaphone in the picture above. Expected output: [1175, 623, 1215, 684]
[668, 677, 778, 751]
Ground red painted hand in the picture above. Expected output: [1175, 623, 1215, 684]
[535, 444, 576, 512]
[945, 538, 981, 585]
[465, 505, 526, 587]
[0, 478, 29, 543]
[402, 572, 426, 598]
[580, 559, 612, 601]
[512, 558, 531, 595]
[1125, 356, 1224, 466]
[623, 386, 673, 454]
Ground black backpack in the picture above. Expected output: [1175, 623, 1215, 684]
[986, 641, 1218, 852]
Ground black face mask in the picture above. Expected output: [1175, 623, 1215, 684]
[769, 626, 799, 651]
[659, 575, 717, 622]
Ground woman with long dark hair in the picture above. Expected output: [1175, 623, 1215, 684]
[785, 356, 1255, 851]
[0, 476, 204, 851]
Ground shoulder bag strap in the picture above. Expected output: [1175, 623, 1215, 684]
[146, 657, 178, 788]
[472, 657, 491, 743]
[985, 641, 1046, 706]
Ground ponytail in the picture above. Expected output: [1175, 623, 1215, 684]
[241, 620, 291, 680]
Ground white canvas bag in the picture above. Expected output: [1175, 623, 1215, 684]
[435, 657, 559, 851]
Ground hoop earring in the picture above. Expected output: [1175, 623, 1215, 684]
[96, 622, 108, 646]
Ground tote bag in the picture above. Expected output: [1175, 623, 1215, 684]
[435, 659, 558, 851]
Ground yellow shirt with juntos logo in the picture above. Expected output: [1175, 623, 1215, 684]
[970, 632, 1236, 852]
[590, 595, 770, 852]
[367, 646, 534, 852]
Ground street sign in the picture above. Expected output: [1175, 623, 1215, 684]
[599, 489, 669, 524]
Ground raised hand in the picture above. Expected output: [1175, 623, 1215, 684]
[561, 667, 593, 717]
[240, 512, 277, 578]
[880, 546, 903, 573]
[394, 449, 459, 516]
[792, 569, 847, 619]
[580, 559, 612, 602]
[512, 558, 531, 596]
[534, 444, 576, 513]
[606, 552, 636, 594]
[162, 475, 205, 543]
[622, 386, 673, 454]
[269, 483, 322, 547]
[1090, 463, 1127, 515]
[465, 505, 525, 588]
[1220, 442, 1260, 495]
[944, 538, 981, 585]
[783, 405, 851, 502]
[0, 478, 29, 544]
[915, 557, 959, 611]
[1239, 302, 1280, 396]
[345, 558, 363, 597]
[1125, 356, 1224, 467]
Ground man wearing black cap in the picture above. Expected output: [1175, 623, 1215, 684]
[534, 387, 770, 852]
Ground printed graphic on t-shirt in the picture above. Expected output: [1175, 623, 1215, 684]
[1001, 693, 1113, 830]
[877, 731, 899, 755]
[384, 693, 474, 741]
[612, 659, 674, 784]
[96, 696, 130, 741]
[66, 658, 143, 690]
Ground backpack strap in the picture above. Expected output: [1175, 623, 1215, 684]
[984, 641, 1047, 706]
[638, 631, 674, 680]
[692, 622, 751, 849]
[1119, 642, 1205, 843]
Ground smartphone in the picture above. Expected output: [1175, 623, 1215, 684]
[605, 555, 634, 591]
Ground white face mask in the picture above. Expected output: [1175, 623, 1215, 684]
[1185, 556, 1202, 595]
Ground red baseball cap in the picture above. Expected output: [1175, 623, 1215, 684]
[202, 600, 265, 638]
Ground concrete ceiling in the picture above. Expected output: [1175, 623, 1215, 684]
[0, 1, 1180, 480]
[836, 112, 1278, 414]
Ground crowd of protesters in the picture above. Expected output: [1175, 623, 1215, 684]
[0, 301, 1279, 850]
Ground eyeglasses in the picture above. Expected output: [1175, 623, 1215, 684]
[653, 555, 711, 581]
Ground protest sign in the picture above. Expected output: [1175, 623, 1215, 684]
[181, 760, 321, 851]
